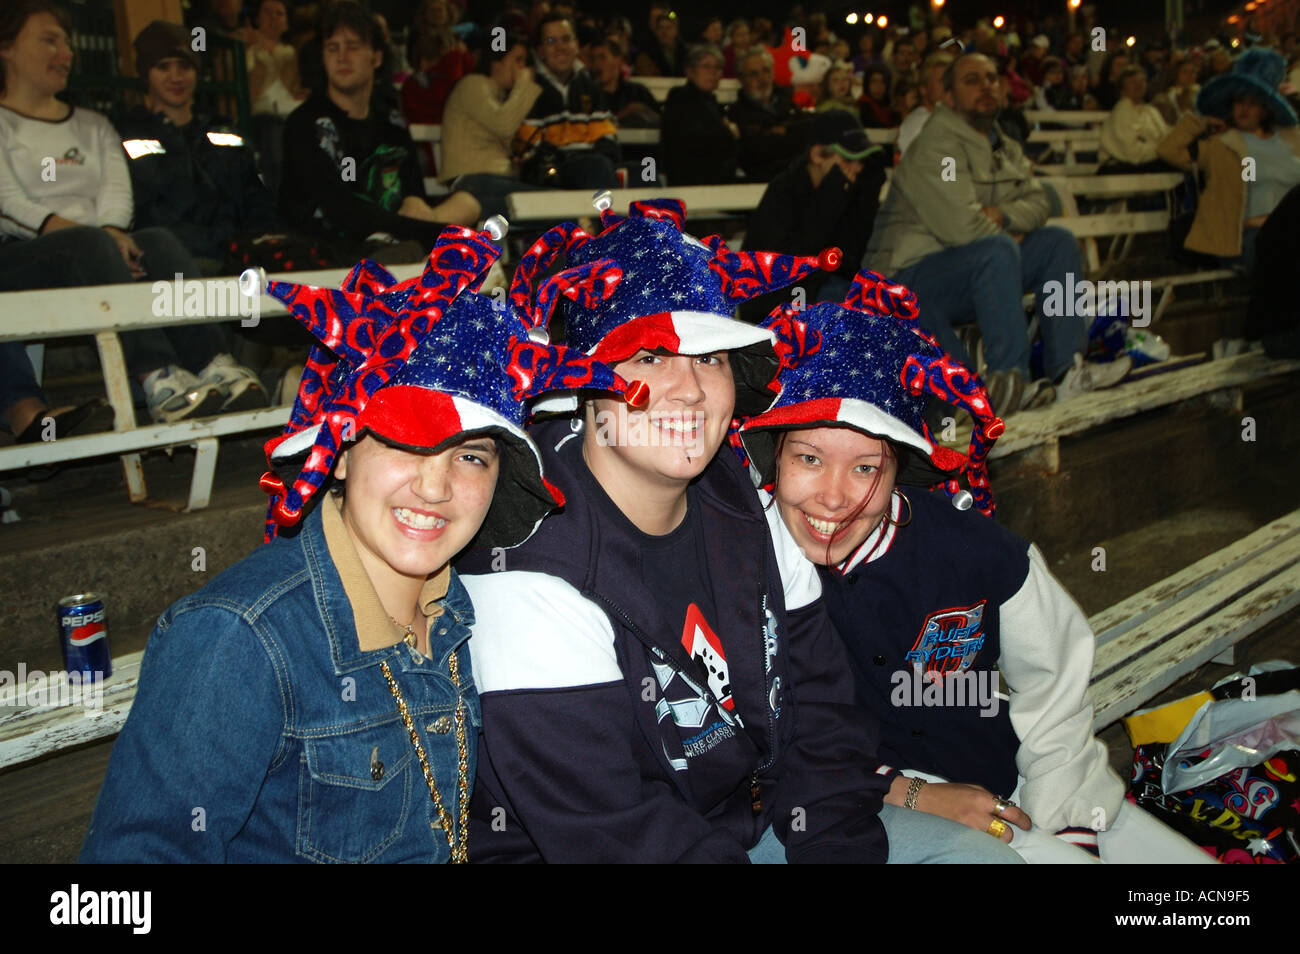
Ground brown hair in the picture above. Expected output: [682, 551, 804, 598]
[0, 0, 73, 95]
[770, 429, 899, 568]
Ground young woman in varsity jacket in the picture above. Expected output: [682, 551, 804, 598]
[737, 271, 1215, 863]
[455, 199, 1019, 863]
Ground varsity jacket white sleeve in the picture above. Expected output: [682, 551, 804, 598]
[998, 543, 1125, 832]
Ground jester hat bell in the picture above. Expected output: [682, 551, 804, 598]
[509, 196, 843, 417]
[738, 269, 1006, 516]
[256, 218, 643, 546]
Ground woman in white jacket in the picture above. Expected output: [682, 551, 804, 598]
[1099, 67, 1172, 172]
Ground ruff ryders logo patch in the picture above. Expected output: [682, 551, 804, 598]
[905, 601, 987, 675]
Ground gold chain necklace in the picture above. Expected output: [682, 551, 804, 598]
[379, 650, 470, 864]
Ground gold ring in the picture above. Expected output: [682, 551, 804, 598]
[987, 818, 1008, 838]
[995, 798, 1013, 815]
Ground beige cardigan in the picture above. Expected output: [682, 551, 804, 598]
[439, 73, 542, 180]
[1158, 113, 1300, 257]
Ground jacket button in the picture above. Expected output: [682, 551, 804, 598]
[370, 760, 385, 781]
[430, 716, 453, 734]
[872, 655, 886, 666]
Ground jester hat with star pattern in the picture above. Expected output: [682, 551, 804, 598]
[509, 197, 843, 416]
[257, 220, 646, 546]
[738, 268, 1006, 517]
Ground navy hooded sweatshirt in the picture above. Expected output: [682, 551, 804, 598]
[456, 416, 889, 863]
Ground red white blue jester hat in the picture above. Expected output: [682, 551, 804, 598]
[250, 217, 646, 545]
[737, 268, 1006, 517]
[509, 194, 842, 416]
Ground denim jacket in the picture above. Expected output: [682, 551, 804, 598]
[80, 503, 480, 863]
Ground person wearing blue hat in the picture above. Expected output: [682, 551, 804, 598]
[456, 198, 1022, 863]
[1158, 47, 1300, 273]
[80, 220, 632, 862]
[738, 270, 1216, 863]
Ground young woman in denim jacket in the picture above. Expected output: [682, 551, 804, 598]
[80, 222, 641, 863]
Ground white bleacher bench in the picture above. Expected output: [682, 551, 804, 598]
[1024, 109, 1110, 127]
[1041, 173, 1239, 320]
[506, 183, 768, 224]
[981, 351, 1300, 473]
[0, 264, 422, 511]
[1089, 507, 1300, 729]
[6, 502, 1296, 769]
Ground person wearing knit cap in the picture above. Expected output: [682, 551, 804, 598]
[456, 197, 1014, 863]
[738, 272, 1214, 863]
[82, 220, 637, 862]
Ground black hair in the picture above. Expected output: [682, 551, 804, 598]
[534, 12, 575, 45]
[321, 1, 384, 52]
[476, 28, 527, 74]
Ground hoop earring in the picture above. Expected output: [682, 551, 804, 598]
[888, 489, 913, 528]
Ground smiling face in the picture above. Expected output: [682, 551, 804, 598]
[774, 426, 898, 567]
[538, 18, 577, 77]
[147, 56, 197, 111]
[585, 349, 735, 490]
[334, 433, 500, 589]
[1, 12, 73, 97]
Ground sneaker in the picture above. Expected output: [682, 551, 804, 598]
[1055, 353, 1133, 403]
[1211, 337, 1249, 360]
[1019, 377, 1057, 410]
[274, 363, 305, 407]
[984, 368, 1025, 418]
[198, 353, 269, 413]
[143, 366, 225, 423]
[1087, 354, 1133, 390]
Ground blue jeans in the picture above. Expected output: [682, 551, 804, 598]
[747, 805, 1024, 863]
[1220, 226, 1259, 277]
[449, 173, 547, 221]
[892, 227, 1088, 382]
[0, 226, 231, 416]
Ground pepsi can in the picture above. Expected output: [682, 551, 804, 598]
[58, 593, 112, 683]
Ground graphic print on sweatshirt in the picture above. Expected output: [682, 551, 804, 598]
[905, 600, 987, 676]
[648, 604, 744, 771]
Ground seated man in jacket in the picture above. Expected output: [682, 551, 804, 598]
[119, 20, 283, 274]
[864, 53, 1130, 413]
[514, 13, 620, 189]
[742, 110, 887, 319]
[279, 2, 479, 263]
[661, 44, 738, 186]
[727, 47, 812, 182]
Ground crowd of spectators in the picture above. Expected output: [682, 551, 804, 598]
[2, 0, 1299, 448]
